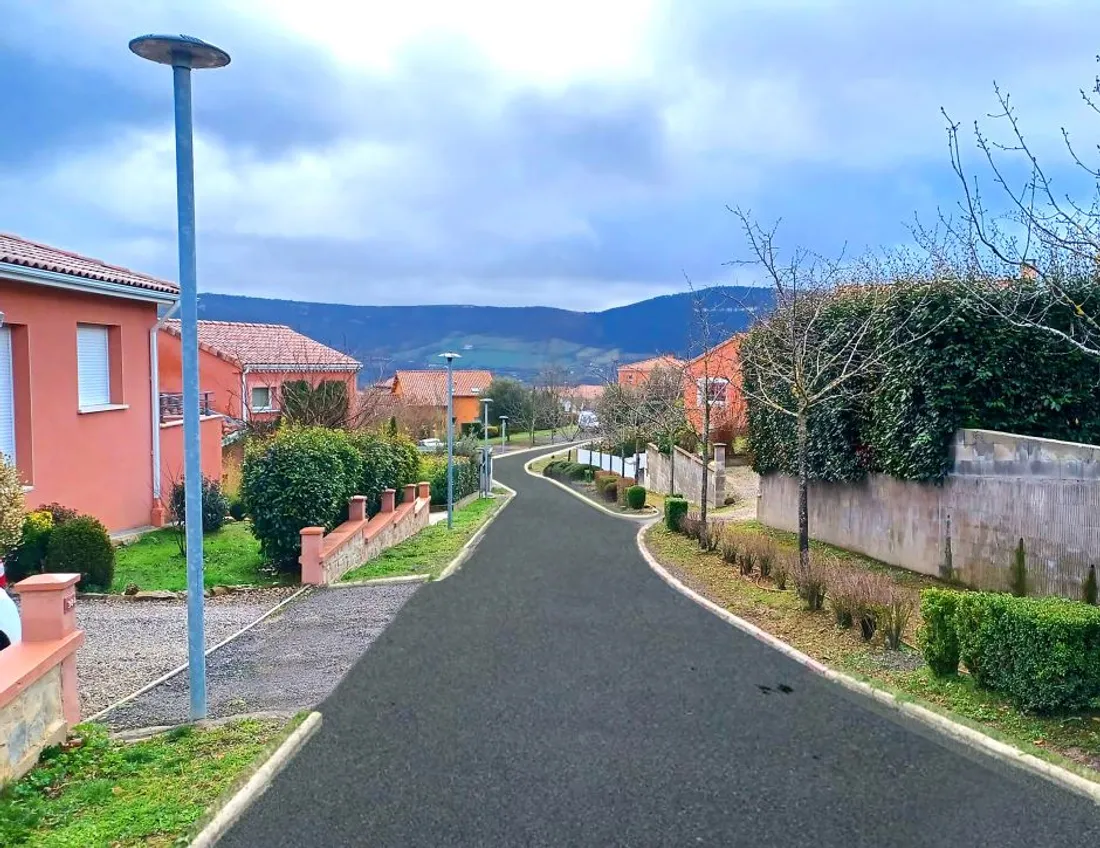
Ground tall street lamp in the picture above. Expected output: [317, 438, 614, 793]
[129, 33, 231, 722]
[438, 352, 460, 529]
[480, 397, 493, 495]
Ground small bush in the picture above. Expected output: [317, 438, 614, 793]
[228, 496, 246, 521]
[720, 531, 740, 567]
[793, 552, 828, 611]
[602, 479, 619, 502]
[722, 493, 742, 507]
[828, 569, 857, 629]
[0, 459, 25, 555]
[955, 592, 1100, 713]
[170, 475, 228, 534]
[617, 477, 636, 507]
[39, 502, 79, 526]
[626, 485, 646, 510]
[772, 552, 792, 590]
[756, 542, 774, 579]
[568, 464, 598, 481]
[1084, 565, 1098, 606]
[678, 510, 702, 541]
[1010, 538, 1028, 597]
[880, 585, 917, 651]
[7, 510, 53, 583]
[45, 515, 114, 591]
[919, 589, 962, 676]
[701, 523, 721, 553]
[738, 539, 756, 576]
[664, 497, 689, 532]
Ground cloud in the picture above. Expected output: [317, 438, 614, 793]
[0, 0, 1098, 310]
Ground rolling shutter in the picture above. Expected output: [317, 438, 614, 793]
[77, 324, 111, 408]
[0, 328, 14, 463]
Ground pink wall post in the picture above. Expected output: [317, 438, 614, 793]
[12, 573, 83, 725]
[299, 527, 325, 586]
[380, 488, 396, 513]
[417, 481, 431, 501]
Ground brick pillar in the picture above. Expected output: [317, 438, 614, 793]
[404, 484, 417, 504]
[417, 481, 430, 501]
[712, 443, 727, 506]
[381, 489, 396, 513]
[349, 495, 367, 522]
[299, 527, 326, 585]
[14, 573, 83, 724]
[150, 500, 167, 528]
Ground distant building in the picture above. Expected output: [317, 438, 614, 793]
[562, 384, 604, 413]
[617, 355, 684, 387]
[390, 369, 493, 436]
[684, 334, 746, 444]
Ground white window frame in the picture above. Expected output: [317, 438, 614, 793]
[696, 377, 729, 408]
[77, 324, 112, 411]
[250, 384, 275, 412]
[0, 327, 15, 465]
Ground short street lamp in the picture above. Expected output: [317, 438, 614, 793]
[480, 397, 493, 495]
[438, 352, 460, 529]
[499, 415, 508, 451]
[129, 33, 230, 722]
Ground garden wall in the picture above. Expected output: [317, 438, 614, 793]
[300, 483, 431, 585]
[758, 428, 1100, 599]
[646, 443, 726, 507]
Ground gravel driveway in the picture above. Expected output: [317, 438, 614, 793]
[101, 583, 419, 731]
[77, 588, 300, 717]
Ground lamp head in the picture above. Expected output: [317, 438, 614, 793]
[438, 351, 462, 363]
[129, 34, 231, 69]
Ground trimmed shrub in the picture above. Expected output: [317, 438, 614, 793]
[616, 477, 636, 507]
[955, 591, 1100, 712]
[625, 485, 646, 510]
[46, 515, 114, 591]
[664, 497, 688, 532]
[602, 479, 619, 502]
[919, 589, 962, 676]
[569, 464, 598, 481]
[228, 496, 246, 521]
[7, 510, 54, 583]
[423, 454, 479, 505]
[0, 459, 25, 556]
[793, 552, 828, 611]
[1086, 565, 1098, 606]
[241, 426, 364, 568]
[351, 431, 421, 512]
[170, 475, 228, 534]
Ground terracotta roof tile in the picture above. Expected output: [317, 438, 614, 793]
[163, 320, 360, 370]
[394, 370, 493, 404]
[619, 355, 684, 373]
[0, 233, 178, 296]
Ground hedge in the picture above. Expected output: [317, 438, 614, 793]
[744, 278, 1100, 483]
[918, 589, 961, 677]
[664, 497, 688, 531]
[350, 431, 420, 510]
[950, 590, 1100, 713]
[422, 454, 479, 505]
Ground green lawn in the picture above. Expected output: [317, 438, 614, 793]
[341, 495, 507, 582]
[0, 717, 297, 846]
[111, 522, 291, 593]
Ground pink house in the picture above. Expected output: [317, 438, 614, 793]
[0, 234, 222, 532]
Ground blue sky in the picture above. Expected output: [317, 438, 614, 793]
[1, 0, 1096, 309]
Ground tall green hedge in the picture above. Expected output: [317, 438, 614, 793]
[350, 431, 420, 512]
[421, 455, 479, 505]
[744, 279, 1100, 482]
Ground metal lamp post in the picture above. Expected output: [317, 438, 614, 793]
[129, 33, 230, 722]
[480, 397, 492, 496]
[438, 352, 460, 529]
[499, 415, 508, 451]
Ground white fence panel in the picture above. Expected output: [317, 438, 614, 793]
[576, 447, 646, 479]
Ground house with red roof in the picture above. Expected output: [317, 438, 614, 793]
[157, 320, 361, 427]
[617, 355, 684, 387]
[390, 369, 493, 437]
[0, 234, 222, 532]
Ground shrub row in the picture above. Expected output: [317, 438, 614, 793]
[919, 588, 1100, 713]
[422, 454, 479, 506]
[542, 460, 598, 483]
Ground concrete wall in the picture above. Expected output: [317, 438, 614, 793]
[158, 415, 224, 502]
[757, 428, 1100, 598]
[646, 443, 726, 507]
[301, 483, 432, 585]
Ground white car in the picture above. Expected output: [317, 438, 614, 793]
[0, 560, 21, 651]
[577, 411, 599, 430]
[417, 438, 444, 452]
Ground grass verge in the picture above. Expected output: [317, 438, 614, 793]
[0, 716, 298, 846]
[341, 495, 508, 581]
[111, 522, 292, 593]
[643, 522, 1100, 780]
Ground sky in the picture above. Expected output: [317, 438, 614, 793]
[1, 0, 1097, 310]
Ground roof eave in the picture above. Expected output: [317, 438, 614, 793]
[244, 362, 361, 373]
[0, 261, 178, 304]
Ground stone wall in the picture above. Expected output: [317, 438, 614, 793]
[0, 666, 65, 784]
[758, 428, 1100, 598]
[301, 483, 432, 585]
[646, 443, 726, 507]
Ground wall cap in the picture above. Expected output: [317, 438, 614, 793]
[14, 573, 80, 593]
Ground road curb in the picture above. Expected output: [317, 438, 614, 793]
[524, 451, 655, 522]
[436, 488, 516, 581]
[634, 523, 1100, 807]
[189, 711, 323, 847]
[334, 574, 431, 588]
[90, 586, 312, 723]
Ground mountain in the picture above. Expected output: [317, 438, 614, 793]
[196, 286, 772, 382]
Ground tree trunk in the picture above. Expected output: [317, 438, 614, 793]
[797, 408, 809, 570]
[620, 442, 626, 477]
[699, 394, 710, 542]
[669, 443, 676, 497]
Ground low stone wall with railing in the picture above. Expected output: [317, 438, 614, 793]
[299, 483, 432, 585]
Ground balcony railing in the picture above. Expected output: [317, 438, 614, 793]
[160, 391, 214, 420]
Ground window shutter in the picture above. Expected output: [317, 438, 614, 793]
[0, 328, 15, 463]
[77, 325, 111, 408]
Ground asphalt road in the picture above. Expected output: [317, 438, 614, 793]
[222, 447, 1100, 847]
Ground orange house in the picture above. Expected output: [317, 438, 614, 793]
[158, 320, 361, 424]
[391, 370, 493, 436]
[617, 355, 683, 387]
[684, 334, 747, 443]
[0, 234, 221, 532]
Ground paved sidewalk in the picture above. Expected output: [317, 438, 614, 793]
[222, 447, 1100, 847]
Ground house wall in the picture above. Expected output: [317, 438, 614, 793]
[757, 428, 1100, 599]
[158, 333, 242, 418]
[243, 370, 358, 423]
[1, 278, 161, 531]
[684, 336, 746, 437]
[159, 416, 225, 501]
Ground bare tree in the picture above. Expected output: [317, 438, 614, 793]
[936, 63, 1100, 357]
[732, 209, 946, 570]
